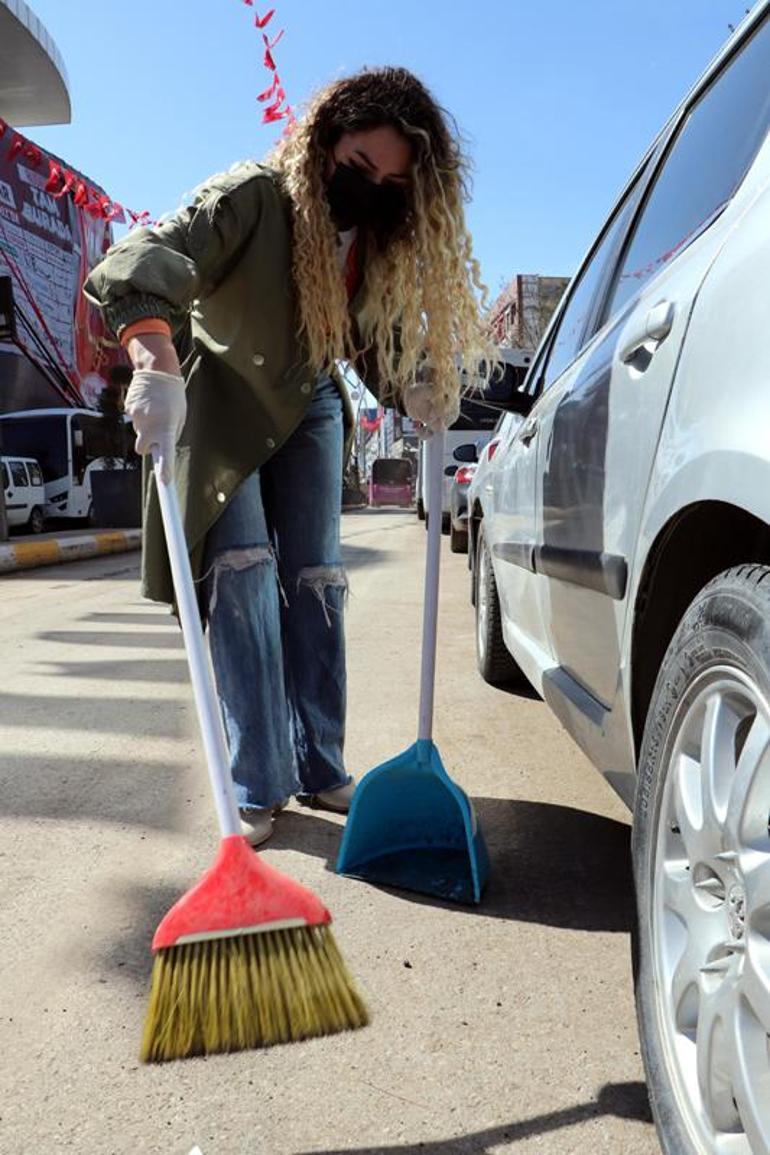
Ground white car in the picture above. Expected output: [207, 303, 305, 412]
[469, 7, 770, 1152]
[2, 455, 46, 533]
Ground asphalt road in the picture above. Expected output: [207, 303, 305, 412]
[0, 509, 659, 1155]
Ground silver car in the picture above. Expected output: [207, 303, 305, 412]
[469, 7, 770, 1152]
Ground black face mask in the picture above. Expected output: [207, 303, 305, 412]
[326, 161, 408, 234]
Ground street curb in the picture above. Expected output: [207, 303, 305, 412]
[0, 529, 141, 574]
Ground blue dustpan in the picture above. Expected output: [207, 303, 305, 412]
[337, 432, 489, 904]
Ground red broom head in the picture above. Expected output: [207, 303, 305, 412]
[152, 835, 331, 950]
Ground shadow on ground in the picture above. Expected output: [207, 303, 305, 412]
[0, 691, 188, 739]
[36, 629, 183, 650]
[97, 884, 187, 986]
[343, 509, 415, 519]
[39, 658, 189, 683]
[81, 611, 175, 627]
[0, 752, 184, 829]
[294, 1080, 652, 1153]
[271, 798, 634, 933]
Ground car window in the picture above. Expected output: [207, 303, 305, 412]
[27, 462, 43, 486]
[540, 174, 647, 391]
[606, 14, 770, 318]
[10, 461, 28, 488]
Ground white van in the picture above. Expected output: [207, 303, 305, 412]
[0, 408, 136, 523]
[2, 455, 46, 533]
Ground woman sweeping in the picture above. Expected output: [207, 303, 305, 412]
[84, 66, 492, 846]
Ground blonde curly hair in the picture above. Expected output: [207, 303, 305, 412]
[268, 67, 495, 422]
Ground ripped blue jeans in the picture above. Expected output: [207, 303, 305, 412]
[202, 377, 350, 809]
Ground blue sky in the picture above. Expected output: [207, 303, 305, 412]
[26, 0, 748, 300]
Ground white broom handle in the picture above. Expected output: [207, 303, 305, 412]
[151, 450, 241, 837]
[417, 430, 445, 741]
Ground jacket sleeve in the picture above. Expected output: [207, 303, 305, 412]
[352, 325, 406, 412]
[82, 166, 270, 338]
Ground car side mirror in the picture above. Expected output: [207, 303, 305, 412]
[486, 361, 537, 416]
[453, 443, 477, 464]
[503, 387, 536, 417]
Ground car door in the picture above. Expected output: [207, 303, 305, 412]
[1, 461, 17, 526]
[6, 460, 32, 526]
[485, 166, 654, 687]
[535, 14, 770, 709]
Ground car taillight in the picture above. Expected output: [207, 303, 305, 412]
[486, 439, 500, 461]
[455, 466, 476, 485]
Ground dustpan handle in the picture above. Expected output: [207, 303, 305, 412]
[418, 430, 445, 742]
[151, 449, 241, 838]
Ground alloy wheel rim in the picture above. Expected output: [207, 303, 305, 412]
[653, 664, 770, 1153]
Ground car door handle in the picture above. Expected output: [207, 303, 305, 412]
[620, 300, 675, 365]
[519, 417, 539, 446]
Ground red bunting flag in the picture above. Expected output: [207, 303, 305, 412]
[254, 8, 275, 27]
[263, 46, 277, 70]
[257, 73, 280, 101]
[52, 169, 76, 199]
[128, 208, 153, 229]
[6, 135, 24, 162]
[73, 181, 89, 207]
[263, 93, 286, 117]
[23, 143, 42, 167]
[263, 103, 289, 124]
[44, 159, 63, 193]
[263, 28, 284, 50]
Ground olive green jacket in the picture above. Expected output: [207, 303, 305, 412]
[83, 162, 386, 606]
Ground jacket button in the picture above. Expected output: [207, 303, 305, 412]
[252, 353, 265, 366]
[266, 437, 276, 449]
[216, 491, 226, 503]
[300, 382, 312, 395]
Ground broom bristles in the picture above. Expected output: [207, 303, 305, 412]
[140, 923, 369, 1062]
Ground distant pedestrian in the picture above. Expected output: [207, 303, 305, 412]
[84, 66, 492, 845]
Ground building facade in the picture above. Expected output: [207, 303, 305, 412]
[488, 273, 570, 351]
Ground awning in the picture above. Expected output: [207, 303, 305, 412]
[0, 1, 70, 128]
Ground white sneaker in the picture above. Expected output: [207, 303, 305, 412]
[239, 809, 274, 846]
[302, 779, 357, 814]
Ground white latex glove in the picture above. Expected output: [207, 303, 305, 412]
[403, 380, 458, 439]
[125, 370, 186, 484]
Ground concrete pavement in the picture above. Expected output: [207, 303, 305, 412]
[0, 510, 658, 1155]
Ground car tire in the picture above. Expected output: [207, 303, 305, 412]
[474, 521, 527, 687]
[469, 521, 478, 607]
[441, 512, 450, 536]
[633, 564, 770, 1155]
[417, 498, 425, 521]
[449, 523, 467, 554]
[28, 506, 45, 535]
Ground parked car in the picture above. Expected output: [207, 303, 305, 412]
[416, 345, 533, 530]
[468, 8, 770, 1152]
[369, 457, 413, 508]
[2, 455, 46, 533]
[464, 413, 525, 584]
[448, 458, 477, 553]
